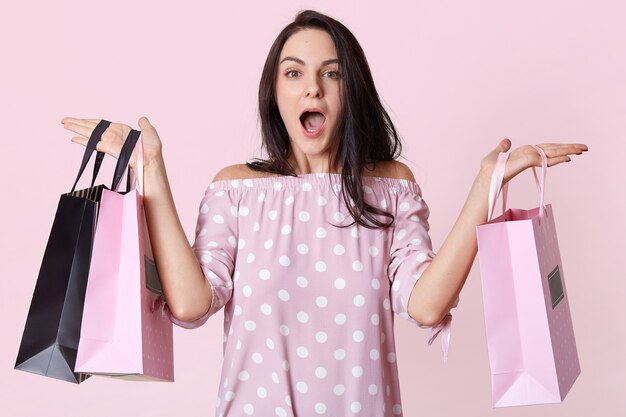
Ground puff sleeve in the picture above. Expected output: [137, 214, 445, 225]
[386, 181, 437, 327]
[168, 185, 238, 329]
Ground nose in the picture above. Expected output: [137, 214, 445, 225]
[304, 76, 322, 98]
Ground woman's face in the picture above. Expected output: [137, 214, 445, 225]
[275, 28, 343, 173]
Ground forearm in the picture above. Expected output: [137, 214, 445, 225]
[142, 155, 212, 322]
[408, 170, 491, 325]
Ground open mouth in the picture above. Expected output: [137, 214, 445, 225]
[299, 111, 326, 136]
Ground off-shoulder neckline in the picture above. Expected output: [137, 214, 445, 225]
[207, 172, 421, 193]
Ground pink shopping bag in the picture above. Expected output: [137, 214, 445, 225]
[75, 130, 174, 381]
[476, 145, 580, 407]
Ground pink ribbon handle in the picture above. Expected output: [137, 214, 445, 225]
[428, 313, 452, 362]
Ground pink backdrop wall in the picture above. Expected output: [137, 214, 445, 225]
[1, 0, 624, 416]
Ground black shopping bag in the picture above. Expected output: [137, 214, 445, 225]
[14, 120, 112, 383]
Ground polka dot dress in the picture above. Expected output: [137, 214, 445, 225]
[169, 172, 436, 417]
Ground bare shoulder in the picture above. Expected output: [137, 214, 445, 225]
[364, 160, 416, 182]
[212, 164, 281, 182]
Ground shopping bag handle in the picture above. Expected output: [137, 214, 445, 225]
[487, 144, 548, 222]
[111, 128, 141, 192]
[70, 119, 111, 193]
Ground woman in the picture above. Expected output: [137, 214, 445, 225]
[61, 9, 587, 417]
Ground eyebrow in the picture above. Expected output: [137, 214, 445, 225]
[279, 56, 339, 66]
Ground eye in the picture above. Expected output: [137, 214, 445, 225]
[285, 70, 299, 78]
[323, 70, 340, 79]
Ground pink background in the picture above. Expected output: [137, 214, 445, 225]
[1, 0, 624, 416]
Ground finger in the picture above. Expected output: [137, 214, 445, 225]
[70, 135, 120, 158]
[62, 120, 98, 138]
[546, 155, 571, 167]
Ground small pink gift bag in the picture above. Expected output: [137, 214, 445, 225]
[476, 145, 580, 407]
[75, 130, 174, 381]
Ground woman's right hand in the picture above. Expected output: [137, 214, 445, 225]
[61, 116, 163, 169]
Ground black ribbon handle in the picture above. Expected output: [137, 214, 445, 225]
[70, 119, 111, 193]
[111, 128, 141, 192]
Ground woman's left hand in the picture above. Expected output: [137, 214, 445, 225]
[479, 138, 588, 185]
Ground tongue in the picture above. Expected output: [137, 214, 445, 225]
[303, 112, 325, 131]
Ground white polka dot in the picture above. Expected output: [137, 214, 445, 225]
[281, 224, 292, 235]
[243, 179, 253, 187]
[333, 384, 345, 395]
[332, 183, 342, 192]
[315, 261, 327, 272]
[302, 182, 312, 192]
[264, 239, 274, 249]
[296, 276, 308, 288]
[234, 305, 242, 316]
[368, 384, 378, 395]
[381, 198, 387, 209]
[213, 214, 224, 224]
[383, 298, 391, 310]
[274, 182, 283, 191]
[258, 193, 266, 202]
[316, 296, 328, 307]
[370, 349, 380, 360]
[335, 314, 347, 325]
[392, 404, 402, 415]
[416, 252, 428, 262]
[228, 236, 237, 247]
[225, 391, 235, 401]
[257, 386, 267, 398]
[200, 204, 209, 214]
[230, 206, 238, 217]
[316, 227, 327, 238]
[315, 331, 328, 343]
[198, 228, 207, 237]
[261, 304, 272, 315]
[371, 314, 380, 325]
[244, 320, 256, 331]
[279, 255, 291, 266]
[253, 221, 260, 231]
[411, 238, 422, 246]
[368, 247, 378, 257]
[334, 349, 346, 360]
[246, 253, 255, 263]
[272, 372, 279, 384]
[238, 371, 249, 381]
[399, 202, 411, 212]
[297, 311, 309, 323]
[351, 227, 360, 238]
[353, 330, 365, 342]
[278, 289, 290, 301]
[352, 366, 363, 377]
[392, 279, 401, 292]
[243, 285, 252, 297]
[297, 381, 308, 393]
[353, 295, 365, 307]
[317, 196, 327, 206]
[279, 325, 290, 336]
[285, 195, 294, 205]
[297, 346, 309, 358]
[333, 244, 345, 255]
[315, 402, 327, 414]
[352, 260, 363, 271]
[259, 269, 271, 280]
[371, 278, 380, 290]
[230, 180, 239, 188]
[387, 352, 396, 363]
[266, 338, 275, 350]
[397, 229, 407, 240]
[252, 352, 263, 363]
[243, 403, 254, 415]
[201, 253, 212, 263]
[268, 210, 278, 220]
[282, 360, 290, 371]
[351, 402, 362, 413]
[297, 243, 309, 254]
[315, 367, 327, 378]
[207, 240, 218, 247]
[299, 211, 310, 221]
[333, 212, 345, 222]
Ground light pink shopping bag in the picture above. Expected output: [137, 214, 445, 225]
[476, 145, 580, 407]
[75, 130, 174, 381]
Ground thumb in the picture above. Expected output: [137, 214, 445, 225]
[138, 116, 154, 132]
[498, 138, 512, 152]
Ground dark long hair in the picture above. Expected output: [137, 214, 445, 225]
[246, 9, 403, 230]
